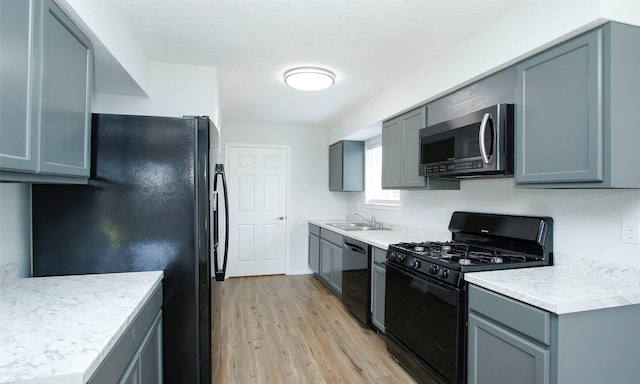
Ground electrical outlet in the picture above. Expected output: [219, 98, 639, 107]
[622, 221, 640, 244]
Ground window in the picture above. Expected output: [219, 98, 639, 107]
[365, 136, 400, 205]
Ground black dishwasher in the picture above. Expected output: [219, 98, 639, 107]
[342, 237, 371, 326]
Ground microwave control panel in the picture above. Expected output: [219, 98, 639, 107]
[423, 160, 484, 174]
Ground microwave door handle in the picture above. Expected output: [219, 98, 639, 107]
[479, 112, 492, 164]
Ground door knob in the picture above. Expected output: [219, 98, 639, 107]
[278, 216, 285, 220]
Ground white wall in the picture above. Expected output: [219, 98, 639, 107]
[0, 184, 31, 281]
[349, 179, 640, 267]
[57, 0, 150, 96]
[93, 61, 221, 128]
[221, 122, 349, 274]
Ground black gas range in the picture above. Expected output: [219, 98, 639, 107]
[384, 211, 553, 384]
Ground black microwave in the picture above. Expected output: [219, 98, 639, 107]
[419, 104, 514, 178]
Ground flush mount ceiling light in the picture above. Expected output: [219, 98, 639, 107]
[283, 67, 335, 91]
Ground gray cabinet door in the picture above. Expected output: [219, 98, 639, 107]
[381, 117, 402, 188]
[118, 358, 141, 384]
[329, 142, 343, 190]
[330, 243, 342, 294]
[371, 263, 385, 332]
[308, 233, 320, 273]
[39, 0, 92, 176]
[516, 29, 603, 184]
[319, 239, 341, 294]
[319, 239, 332, 283]
[0, 0, 91, 181]
[329, 141, 364, 191]
[400, 108, 427, 188]
[118, 312, 162, 384]
[382, 107, 459, 190]
[139, 314, 163, 384]
[468, 313, 550, 384]
[0, 0, 38, 172]
[381, 107, 425, 189]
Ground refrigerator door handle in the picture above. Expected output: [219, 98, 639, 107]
[213, 164, 229, 282]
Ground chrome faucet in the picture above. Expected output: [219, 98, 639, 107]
[354, 213, 381, 228]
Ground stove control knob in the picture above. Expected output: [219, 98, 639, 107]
[439, 269, 449, 279]
[410, 259, 421, 269]
[397, 254, 406, 262]
[429, 265, 439, 275]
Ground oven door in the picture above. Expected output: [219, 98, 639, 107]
[385, 262, 465, 384]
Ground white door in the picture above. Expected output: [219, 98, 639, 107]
[226, 145, 288, 277]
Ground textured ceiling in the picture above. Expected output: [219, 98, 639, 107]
[112, 0, 519, 127]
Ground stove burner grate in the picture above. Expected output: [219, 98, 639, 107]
[392, 241, 534, 266]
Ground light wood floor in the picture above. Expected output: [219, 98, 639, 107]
[215, 274, 418, 384]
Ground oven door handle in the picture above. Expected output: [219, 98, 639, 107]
[479, 112, 493, 164]
[387, 261, 461, 290]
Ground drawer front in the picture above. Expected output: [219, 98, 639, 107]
[309, 223, 320, 236]
[320, 228, 343, 246]
[468, 285, 551, 345]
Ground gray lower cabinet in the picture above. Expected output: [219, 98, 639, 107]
[515, 22, 640, 188]
[468, 313, 549, 384]
[370, 247, 386, 332]
[0, 0, 92, 183]
[382, 106, 459, 190]
[119, 313, 163, 384]
[329, 140, 364, 191]
[319, 238, 342, 294]
[308, 225, 320, 274]
[89, 284, 163, 384]
[319, 239, 332, 283]
[310, 226, 343, 295]
[468, 284, 640, 384]
[468, 284, 551, 384]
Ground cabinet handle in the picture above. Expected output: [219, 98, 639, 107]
[278, 216, 286, 220]
[479, 112, 492, 164]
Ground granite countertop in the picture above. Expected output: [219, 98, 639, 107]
[0, 271, 163, 384]
[308, 219, 450, 250]
[465, 254, 640, 315]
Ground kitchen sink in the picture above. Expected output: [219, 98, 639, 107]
[326, 222, 389, 231]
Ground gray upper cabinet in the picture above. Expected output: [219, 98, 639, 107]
[39, 0, 92, 176]
[0, 0, 38, 172]
[329, 140, 364, 191]
[382, 107, 424, 188]
[0, 0, 92, 183]
[382, 106, 459, 190]
[515, 22, 640, 188]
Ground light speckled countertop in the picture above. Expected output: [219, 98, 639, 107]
[465, 254, 640, 315]
[310, 219, 640, 316]
[0, 271, 163, 384]
[308, 219, 450, 249]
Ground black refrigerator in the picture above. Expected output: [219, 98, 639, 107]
[31, 114, 229, 384]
